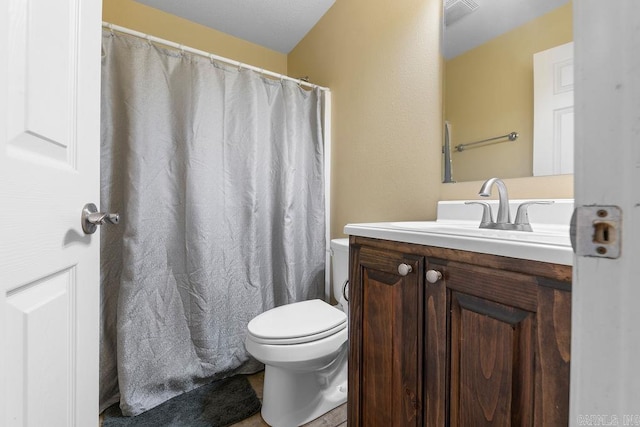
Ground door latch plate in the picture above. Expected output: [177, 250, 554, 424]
[570, 206, 621, 259]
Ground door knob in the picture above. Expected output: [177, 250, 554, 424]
[398, 263, 413, 276]
[81, 203, 119, 234]
[426, 270, 442, 283]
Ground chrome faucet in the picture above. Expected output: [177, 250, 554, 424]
[466, 177, 553, 232]
[478, 177, 511, 224]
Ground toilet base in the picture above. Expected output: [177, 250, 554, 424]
[260, 346, 347, 426]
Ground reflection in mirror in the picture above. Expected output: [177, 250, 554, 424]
[442, 0, 572, 183]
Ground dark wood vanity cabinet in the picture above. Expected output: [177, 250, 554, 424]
[348, 236, 571, 427]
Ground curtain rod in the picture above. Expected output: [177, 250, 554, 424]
[102, 22, 330, 92]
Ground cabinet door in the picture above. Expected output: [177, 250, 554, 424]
[448, 261, 538, 426]
[449, 291, 535, 426]
[349, 245, 424, 427]
[431, 260, 570, 426]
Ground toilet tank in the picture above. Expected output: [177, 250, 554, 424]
[330, 238, 349, 305]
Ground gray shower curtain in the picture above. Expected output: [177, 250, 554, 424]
[99, 30, 325, 416]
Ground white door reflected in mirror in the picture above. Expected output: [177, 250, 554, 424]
[533, 41, 574, 176]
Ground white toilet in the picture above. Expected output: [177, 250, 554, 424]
[245, 238, 350, 426]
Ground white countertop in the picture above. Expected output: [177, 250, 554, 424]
[344, 199, 574, 266]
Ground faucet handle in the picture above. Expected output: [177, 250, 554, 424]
[465, 201, 494, 227]
[514, 201, 555, 229]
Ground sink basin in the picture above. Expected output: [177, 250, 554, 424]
[386, 221, 570, 246]
[344, 200, 573, 265]
[388, 221, 478, 231]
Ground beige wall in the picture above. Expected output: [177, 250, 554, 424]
[102, 0, 287, 74]
[288, 0, 444, 237]
[445, 3, 572, 182]
[439, 174, 573, 201]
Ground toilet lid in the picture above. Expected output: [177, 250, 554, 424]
[248, 299, 346, 344]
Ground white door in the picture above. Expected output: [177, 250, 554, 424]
[533, 41, 574, 176]
[571, 1, 640, 423]
[0, 0, 102, 426]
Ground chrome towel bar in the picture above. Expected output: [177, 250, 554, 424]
[455, 131, 519, 152]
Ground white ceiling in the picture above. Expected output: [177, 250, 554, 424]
[135, 0, 336, 54]
[443, 0, 570, 59]
[134, 0, 569, 58]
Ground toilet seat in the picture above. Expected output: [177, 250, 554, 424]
[247, 299, 347, 345]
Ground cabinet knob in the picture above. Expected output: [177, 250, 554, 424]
[398, 263, 413, 276]
[426, 269, 443, 283]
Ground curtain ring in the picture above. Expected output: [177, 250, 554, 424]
[145, 34, 152, 46]
[209, 54, 215, 65]
[236, 61, 243, 72]
[108, 23, 114, 36]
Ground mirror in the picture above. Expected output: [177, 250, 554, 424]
[442, 0, 572, 183]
